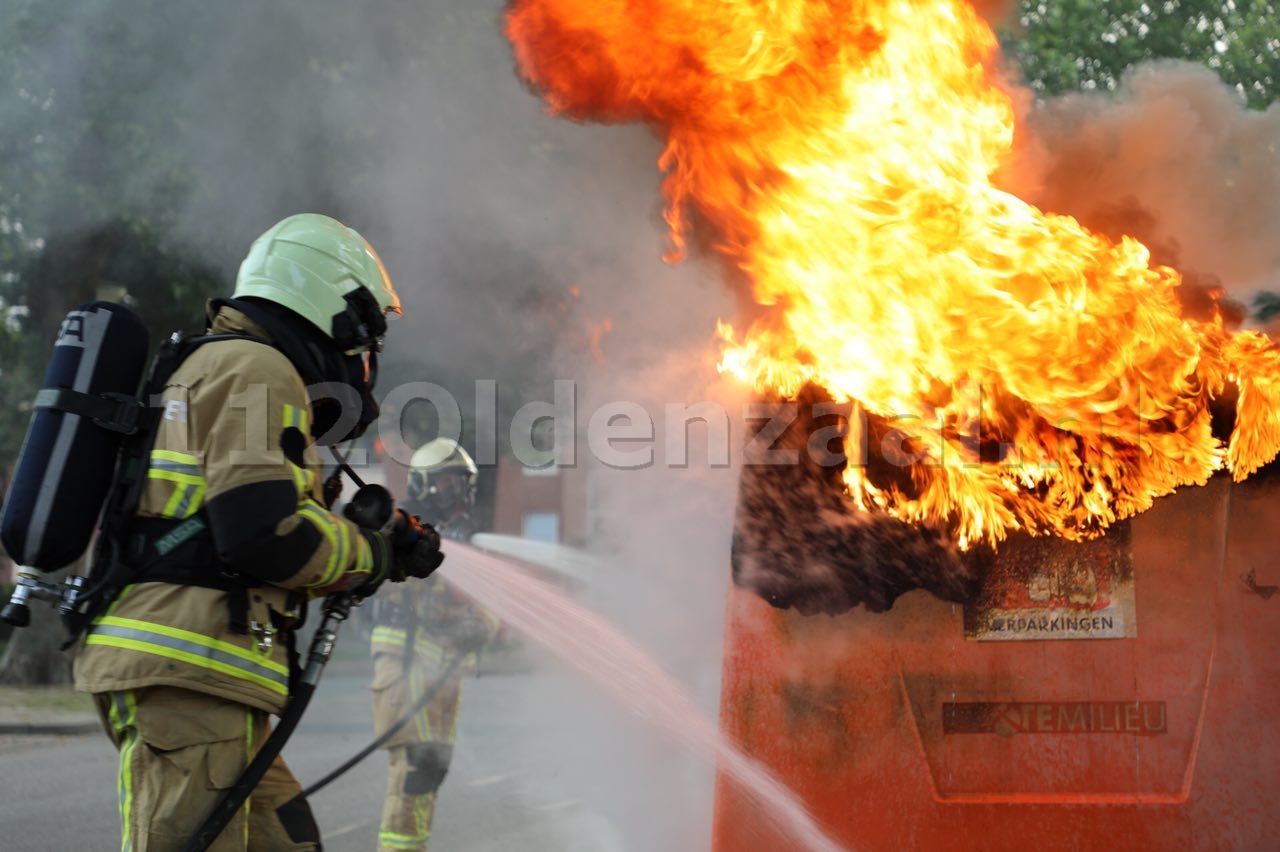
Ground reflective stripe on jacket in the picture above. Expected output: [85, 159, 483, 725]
[74, 305, 378, 713]
[87, 611, 290, 697]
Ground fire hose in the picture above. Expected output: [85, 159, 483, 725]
[182, 451, 411, 852]
[184, 600, 483, 852]
[299, 637, 485, 799]
[180, 589, 357, 852]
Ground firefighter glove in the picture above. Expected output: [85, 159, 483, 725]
[389, 509, 445, 580]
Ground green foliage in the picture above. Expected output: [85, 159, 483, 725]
[1253, 291, 1280, 322]
[1001, 0, 1280, 109]
[0, 0, 223, 458]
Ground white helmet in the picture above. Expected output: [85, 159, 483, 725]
[407, 438, 478, 514]
[234, 213, 401, 354]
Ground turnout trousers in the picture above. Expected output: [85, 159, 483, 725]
[372, 654, 464, 852]
[95, 686, 320, 852]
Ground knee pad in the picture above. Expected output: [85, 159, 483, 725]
[403, 743, 453, 795]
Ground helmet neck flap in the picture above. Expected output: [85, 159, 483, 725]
[214, 296, 380, 444]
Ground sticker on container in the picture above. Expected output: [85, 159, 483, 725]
[964, 522, 1136, 641]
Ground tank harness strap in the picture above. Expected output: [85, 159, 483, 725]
[126, 515, 260, 634]
[127, 518, 303, 679]
[33, 387, 144, 434]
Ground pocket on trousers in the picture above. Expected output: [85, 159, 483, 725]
[142, 735, 244, 791]
[135, 689, 248, 751]
[133, 734, 246, 845]
[133, 691, 249, 794]
[205, 736, 247, 790]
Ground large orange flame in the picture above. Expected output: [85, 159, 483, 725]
[506, 0, 1280, 547]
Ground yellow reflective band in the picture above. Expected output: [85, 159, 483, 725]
[110, 691, 139, 852]
[370, 627, 450, 664]
[318, 498, 353, 570]
[414, 793, 430, 832]
[379, 831, 429, 849]
[152, 473, 207, 517]
[290, 462, 315, 498]
[298, 501, 345, 587]
[282, 406, 317, 497]
[243, 710, 254, 845]
[336, 511, 352, 574]
[148, 469, 203, 485]
[151, 449, 200, 466]
[283, 405, 311, 438]
[87, 615, 289, 695]
[85, 635, 288, 696]
[149, 449, 207, 518]
[356, 533, 375, 573]
[160, 482, 206, 519]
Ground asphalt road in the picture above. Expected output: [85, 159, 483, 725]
[0, 658, 717, 852]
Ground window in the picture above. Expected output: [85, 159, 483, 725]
[521, 511, 560, 543]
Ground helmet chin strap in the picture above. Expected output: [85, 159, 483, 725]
[340, 349, 381, 440]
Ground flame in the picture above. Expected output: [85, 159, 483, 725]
[506, 0, 1280, 546]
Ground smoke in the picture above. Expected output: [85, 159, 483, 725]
[1005, 60, 1280, 312]
[323, 4, 747, 848]
[554, 337, 746, 850]
[10, 1, 1280, 850]
[5, 1, 747, 849]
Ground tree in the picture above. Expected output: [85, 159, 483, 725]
[1000, 0, 1280, 109]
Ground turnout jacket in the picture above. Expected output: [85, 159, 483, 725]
[369, 574, 499, 677]
[74, 306, 382, 714]
[370, 514, 499, 688]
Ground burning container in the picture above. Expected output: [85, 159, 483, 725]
[713, 398, 1280, 851]
[498, 2, 1280, 844]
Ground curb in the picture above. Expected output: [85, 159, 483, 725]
[0, 717, 100, 735]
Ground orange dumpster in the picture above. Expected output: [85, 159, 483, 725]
[714, 425, 1280, 851]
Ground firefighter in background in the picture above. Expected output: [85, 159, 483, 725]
[370, 437, 500, 852]
[73, 214, 443, 851]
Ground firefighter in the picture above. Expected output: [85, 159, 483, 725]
[370, 437, 500, 852]
[72, 213, 443, 851]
